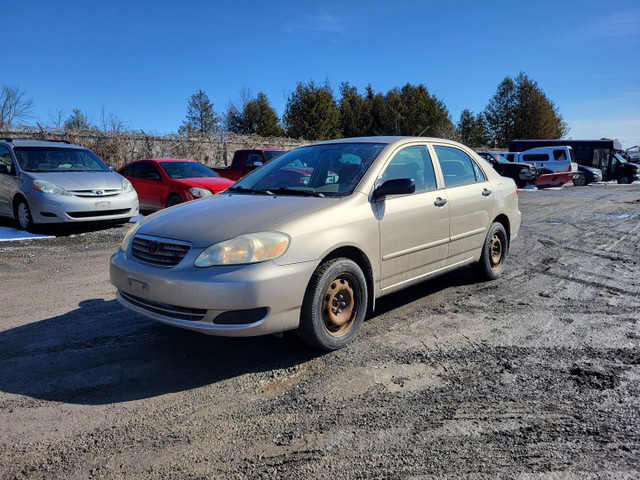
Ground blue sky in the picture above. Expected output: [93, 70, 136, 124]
[4, 0, 640, 148]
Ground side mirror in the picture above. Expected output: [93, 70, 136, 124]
[0, 164, 9, 175]
[373, 178, 415, 201]
[108, 164, 116, 171]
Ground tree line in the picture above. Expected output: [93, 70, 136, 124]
[1, 72, 568, 149]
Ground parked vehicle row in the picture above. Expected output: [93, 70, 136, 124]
[509, 139, 640, 184]
[476, 151, 537, 188]
[211, 148, 287, 181]
[117, 158, 234, 210]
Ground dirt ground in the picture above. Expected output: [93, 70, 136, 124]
[0, 183, 639, 479]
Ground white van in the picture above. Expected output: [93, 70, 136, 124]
[503, 146, 578, 174]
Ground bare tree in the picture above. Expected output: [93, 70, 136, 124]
[48, 109, 66, 130]
[0, 85, 34, 128]
[99, 106, 126, 133]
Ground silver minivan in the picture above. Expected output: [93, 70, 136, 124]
[0, 139, 139, 230]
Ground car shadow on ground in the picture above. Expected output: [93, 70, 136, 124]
[0, 269, 480, 406]
[0, 299, 319, 406]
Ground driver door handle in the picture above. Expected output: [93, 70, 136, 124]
[434, 197, 447, 207]
[482, 188, 492, 197]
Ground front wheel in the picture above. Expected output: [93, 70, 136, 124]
[475, 222, 508, 281]
[15, 198, 34, 231]
[297, 258, 368, 351]
[166, 194, 183, 207]
[572, 173, 588, 187]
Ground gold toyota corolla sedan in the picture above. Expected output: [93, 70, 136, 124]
[110, 137, 521, 350]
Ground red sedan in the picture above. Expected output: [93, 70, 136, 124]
[118, 158, 234, 210]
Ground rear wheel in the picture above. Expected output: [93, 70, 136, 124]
[475, 222, 508, 281]
[166, 194, 183, 207]
[15, 198, 34, 232]
[572, 173, 588, 186]
[617, 175, 632, 185]
[297, 258, 367, 351]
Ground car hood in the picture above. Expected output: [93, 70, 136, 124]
[173, 177, 234, 191]
[136, 193, 342, 248]
[24, 171, 125, 190]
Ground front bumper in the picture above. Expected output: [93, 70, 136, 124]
[27, 190, 139, 224]
[110, 247, 317, 336]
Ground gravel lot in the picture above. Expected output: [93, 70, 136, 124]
[1, 184, 639, 479]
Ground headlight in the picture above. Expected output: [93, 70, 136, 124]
[121, 222, 141, 253]
[189, 187, 213, 198]
[194, 232, 290, 267]
[33, 179, 71, 196]
[122, 178, 134, 193]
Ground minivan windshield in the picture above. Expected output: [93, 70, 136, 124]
[231, 143, 386, 197]
[15, 147, 109, 172]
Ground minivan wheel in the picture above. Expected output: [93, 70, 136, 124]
[15, 198, 34, 231]
[617, 175, 632, 185]
[475, 222, 508, 281]
[298, 258, 368, 351]
[572, 173, 588, 186]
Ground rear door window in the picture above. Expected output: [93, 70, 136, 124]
[434, 145, 486, 187]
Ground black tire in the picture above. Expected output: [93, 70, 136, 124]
[572, 173, 588, 187]
[617, 175, 632, 185]
[297, 258, 368, 351]
[14, 197, 34, 232]
[166, 194, 183, 207]
[475, 222, 508, 281]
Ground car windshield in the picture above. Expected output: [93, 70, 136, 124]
[14, 147, 109, 172]
[611, 153, 628, 164]
[263, 150, 286, 161]
[160, 161, 220, 179]
[232, 143, 386, 197]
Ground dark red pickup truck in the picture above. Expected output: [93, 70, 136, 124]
[212, 149, 286, 181]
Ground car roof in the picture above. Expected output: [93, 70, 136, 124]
[308, 136, 464, 147]
[0, 139, 87, 149]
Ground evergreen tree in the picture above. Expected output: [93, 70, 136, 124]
[363, 85, 389, 136]
[64, 109, 91, 131]
[484, 73, 568, 147]
[283, 81, 340, 140]
[226, 92, 284, 137]
[179, 90, 219, 136]
[339, 82, 369, 138]
[458, 109, 489, 147]
[484, 77, 517, 148]
[512, 73, 568, 140]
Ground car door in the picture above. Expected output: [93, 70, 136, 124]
[0, 146, 19, 216]
[132, 162, 164, 208]
[432, 145, 494, 266]
[376, 144, 450, 294]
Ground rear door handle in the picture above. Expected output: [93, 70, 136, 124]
[482, 188, 492, 197]
[434, 197, 447, 207]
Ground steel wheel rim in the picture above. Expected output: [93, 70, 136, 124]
[321, 274, 357, 337]
[489, 234, 503, 271]
[18, 203, 30, 229]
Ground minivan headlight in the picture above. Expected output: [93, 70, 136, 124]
[33, 179, 71, 196]
[195, 232, 290, 267]
[122, 178, 134, 193]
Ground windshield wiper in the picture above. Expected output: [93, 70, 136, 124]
[271, 187, 325, 198]
[228, 185, 274, 195]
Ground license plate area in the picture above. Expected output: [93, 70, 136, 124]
[95, 201, 111, 210]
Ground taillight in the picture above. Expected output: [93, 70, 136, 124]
[515, 185, 519, 197]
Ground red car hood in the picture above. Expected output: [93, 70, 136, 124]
[174, 177, 234, 192]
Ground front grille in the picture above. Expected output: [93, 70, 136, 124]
[120, 291, 207, 321]
[68, 188, 122, 197]
[131, 234, 191, 267]
[67, 209, 131, 218]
